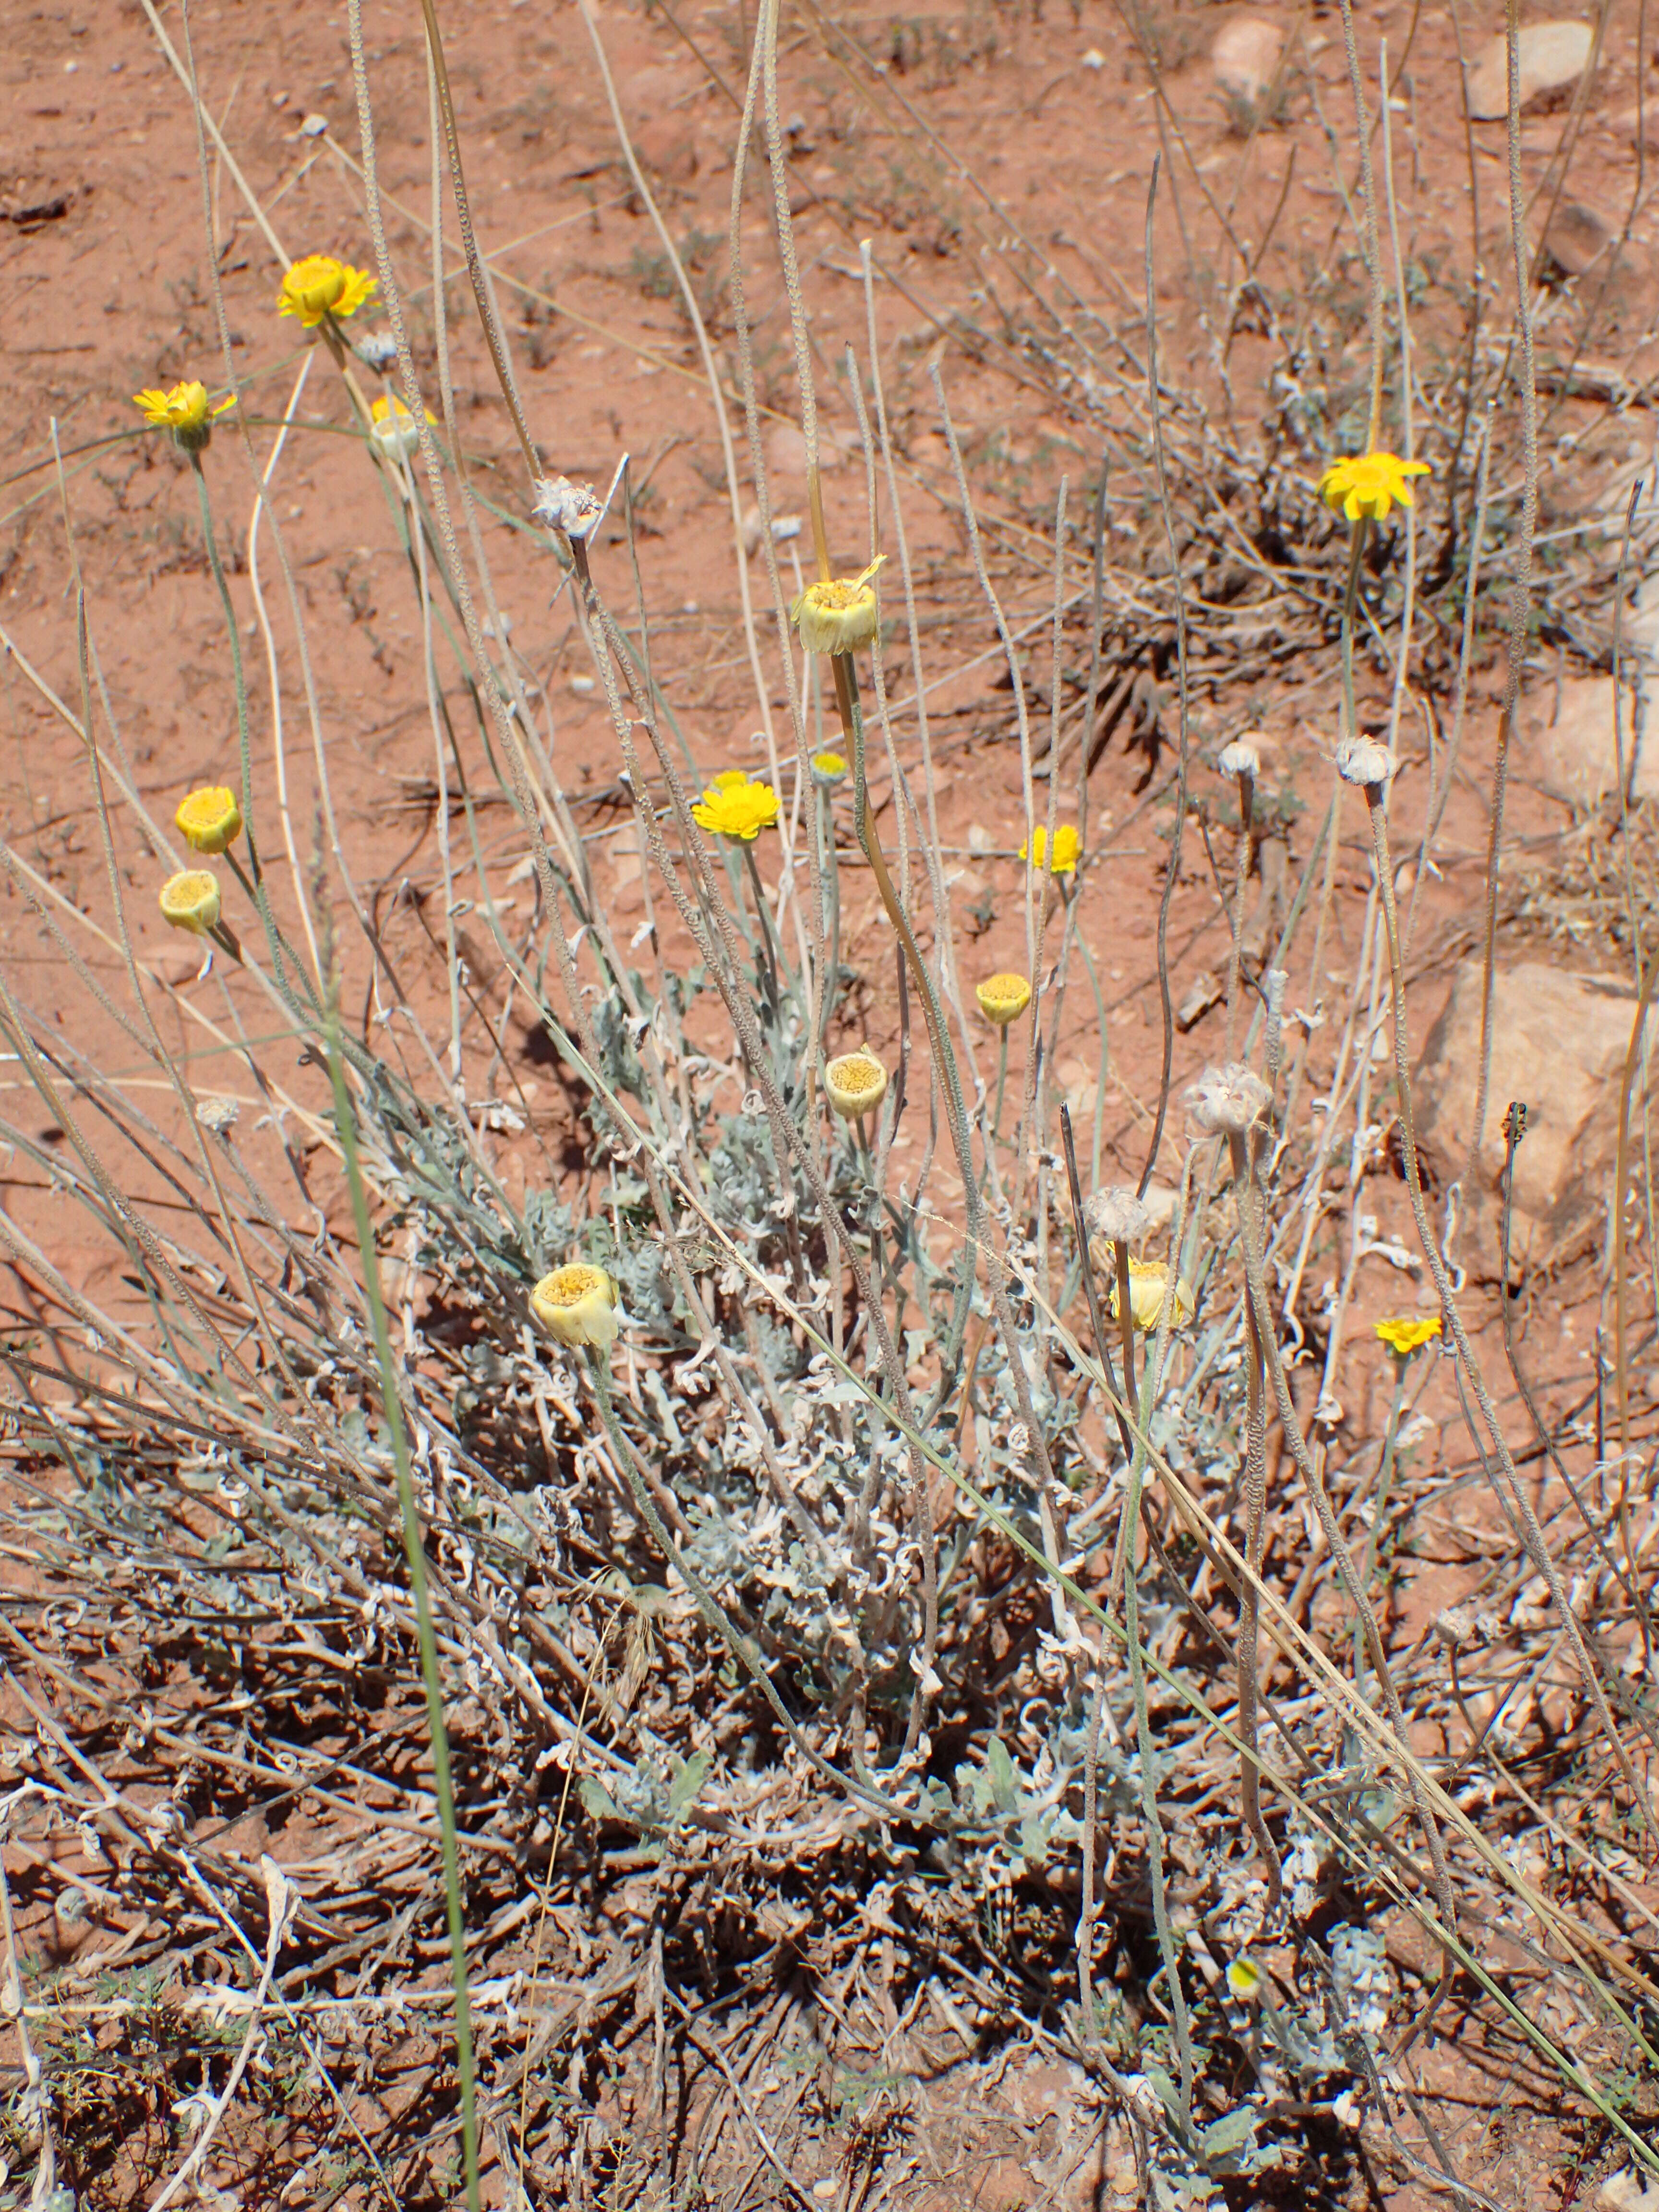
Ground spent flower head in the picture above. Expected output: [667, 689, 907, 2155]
[1337, 735, 1397, 791]
[1084, 1184, 1149, 1246]
[1376, 1314, 1442, 1358]
[370, 393, 436, 460]
[824, 1046, 889, 1122]
[1226, 1958, 1263, 2002]
[1188, 1061, 1273, 1138]
[533, 474, 604, 540]
[691, 769, 780, 842]
[791, 556, 885, 655]
[132, 380, 234, 455]
[530, 1262, 620, 1351]
[159, 869, 221, 936]
[175, 787, 242, 856]
[1108, 1256, 1195, 1334]
[1019, 822, 1081, 876]
[1218, 735, 1261, 781]
[975, 973, 1032, 1026]
[278, 254, 376, 328]
[1317, 450, 1430, 524]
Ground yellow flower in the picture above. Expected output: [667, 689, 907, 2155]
[278, 253, 377, 328]
[691, 769, 780, 842]
[1226, 1958, 1262, 2001]
[976, 973, 1032, 1026]
[1108, 1256, 1194, 1334]
[1375, 1314, 1441, 1357]
[530, 1262, 620, 1351]
[159, 869, 222, 936]
[370, 393, 437, 460]
[132, 380, 234, 454]
[811, 750, 848, 788]
[175, 786, 242, 856]
[1019, 824, 1081, 876]
[791, 556, 885, 655]
[824, 1047, 889, 1122]
[1317, 451, 1430, 524]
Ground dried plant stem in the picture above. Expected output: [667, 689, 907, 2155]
[1228, 1125, 1282, 1911]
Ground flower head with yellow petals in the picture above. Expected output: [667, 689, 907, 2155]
[175, 787, 242, 856]
[1108, 1256, 1195, 1334]
[530, 1263, 620, 1352]
[1317, 451, 1430, 525]
[132, 380, 235, 455]
[691, 769, 781, 842]
[1019, 823, 1081, 876]
[976, 973, 1032, 1026]
[791, 556, 885, 655]
[278, 253, 377, 329]
[1375, 1313, 1442, 1358]
[159, 869, 222, 936]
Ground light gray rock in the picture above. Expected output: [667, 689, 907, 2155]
[1465, 21, 1594, 121]
[1539, 199, 1612, 281]
[1211, 16, 1284, 110]
[1520, 675, 1658, 807]
[1413, 958, 1650, 1272]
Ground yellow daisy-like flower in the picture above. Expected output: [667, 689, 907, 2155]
[824, 1047, 889, 1122]
[791, 556, 885, 655]
[159, 869, 222, 936]
[1375, 1314, 1442, 1358]
[1317, 451, 1431, 525]
[976, 973, 1032, 1026]
[1019, 824, 1081, 876]
[530, 1262, 620, 1351]
[811, 750, 848, 788]
[132, 380, 235, 454]
[370, 393, 437, 460]
[277, 253, 377, 329]
[691, 769, 781, 842]
[1108, 1256, 1195, 1334]
[175, 786, 242, 856]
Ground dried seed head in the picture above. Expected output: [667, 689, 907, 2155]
[533, 475, 604, 541]
[1084, 1184, 1149, 1246]
[355, 330, 399, 369]
[791, 557, 885, 655]
[1188, 1061, 1272, 1137]
[975, 973, 1032, 1027]
[1218, 736, 1260, 781]
[1336, 735, 1397, 790]
[824, 1046, 889, 1122]
[159, 869, 222, 936]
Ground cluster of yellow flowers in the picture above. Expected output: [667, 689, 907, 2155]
[158, 786, 243, 938]
[690, 769, 780, 842]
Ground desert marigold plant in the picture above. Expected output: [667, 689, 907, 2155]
[1019, 823, 1080, 876]
[976, 973, 1031, 1025]
[791, 556, 885, 655]
[1317, 450, 1430, 524]
[158, 869, 221, 936]
[690, 769, 780, 842]
[175, 786, 242, 856]
[530, 1263, 620, 1351]
[132, 379, 234, 454]
[278, 253, 377, 328]
[1375, 1314, 1442, 1357]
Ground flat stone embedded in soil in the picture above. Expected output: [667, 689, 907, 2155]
[1464, 21, 1593, 120]
[1520, 674, 1659, 807]
[1210, 15, 1285, 109]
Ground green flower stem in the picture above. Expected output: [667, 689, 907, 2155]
[818, 785, 842, 1051]
[324, 982, 479, 2212]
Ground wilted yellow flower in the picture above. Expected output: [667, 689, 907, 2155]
[530, 1262, 620, 1351]
[1376, 1314, 1441, 1357]
[175, 786, 242, 856]
[791, 556, 885, 655]
[976, 973, 1031, 1026]
[1317, 451, 1430, 524]
[811, 750, 848, 788]
[370, 392, 437, 460]
[1019, 823, 1080, 876]
[1108, 1256, 1194, 1334]
[1226, 1958, 1262, 2001]
[278, 253, 377, 329]
[824, 1047, 889, 1122]
[132, 379, 234, 454]
[691, 769, 780, 842]
[159, 869, 222, 936]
